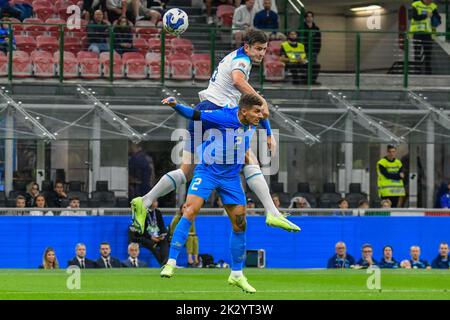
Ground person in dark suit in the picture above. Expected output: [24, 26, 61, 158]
[68, 243, 96, 269]
[128, 200, 169, 266]
[95, 242, 122, 268]
[121, 243, 148, 268]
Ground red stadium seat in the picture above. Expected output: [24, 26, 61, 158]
[168, 53, 192, 80]
[264, 61, 285, 81]
[191, 53, 210, 61]
[216, 5, 235, 27]
[8, 17, 24, 34]
[15, 35, 37, 54]
[132, 38, 148, 55]
[193, 60, 211, 80]
[23, 18, 46, 38]
[123, 52, 147, 79]
[63, 36, 81, 54]
[45, 18, 66, 37]
[31, 50, 55, 77]
[34, 4, 56, 22]
[268, 41, 282, 56]
[78, 51, 101, 78]
[147, 38, 172, 53]
[55, 0, 73, 20]
[145, 52, 169, 79]
[11, 50, 32, 77]
[70, 20, 88, 38]
[100, 51, 124, 79]
[36, 35, 59, 53]
[264, 54, 280, 62]
[54, 51, 78, 78]
[171, 38, 193, 56]
[135, 21, 159, 40]
[0, 52, 7, 76]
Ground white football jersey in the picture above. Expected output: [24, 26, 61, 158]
[198, 47, 252, 107]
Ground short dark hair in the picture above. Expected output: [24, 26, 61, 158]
[55, 181, 64, 187]
[238, 93, 263, 110]
[69, 197, 80, 202]
[305, 11, 314, 17]
[100, 242, 110, 247]
[358, 199, 369, 207]
[383, 245, 393, 253]
[338, 198, 348, 205]
[387, 144, 396, 151]
[244, 29, 268, 46]
[362, 243, 373, 250]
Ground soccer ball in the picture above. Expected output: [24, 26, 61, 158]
[163, 8, 189, 36]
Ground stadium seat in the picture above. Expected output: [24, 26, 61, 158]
[264, 61, 285, 81]
[68, 180, 83, 192]
[54, 51, 79, 78]
[293, 182, 317, 208]
[100, 51, 124, 78]
[168, 53, 192, 80]
[0, 191, 6, 207]
[13, 180, 27, 191]
[15, 35, 37, 54]
[31, 50, 55, 77]
[36, 35, 59, 53]
[41, 180, 54, 192]
[78, 51, 101, 78]
[135, 21, 159, 39]
[123, 52, 146, 79]
[90, 180, 115, 207]
[193, 59, 211, 80]
[0, 52, 7, 76]
[45, 18, 66, 37]
[70, 19, 88, 38]
[8, 17, 24, 34]
[23, 18, 46, 38]
[132, 38, 148, 55]
[345, 183, 368, 208]
[63, 36, 81, 54]
[171, 38, 194, 56]
[268, 41, 282, 56]
[147, 38, 172, 53]
[34, 3, 56, 22]
[216, 5, 234, 26]
[55, 0, 73, 20]
[145, 52, 169, 79]
[277, 192, 292, 208]
[11, 50, 32, 77]
[318, 183, 342, 208]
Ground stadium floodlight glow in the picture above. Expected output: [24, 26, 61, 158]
[408, 91, 450, 129]
[0, 89, 56, 141]
[350, 5, 382, 12]
[327, 90, 401, 143]
[76, 84, 143, 143]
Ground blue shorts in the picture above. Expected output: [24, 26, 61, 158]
[183, 100, 223, 153]
[187, 165, 246, 206]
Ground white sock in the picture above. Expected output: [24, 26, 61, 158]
[244, 165, 282, 217]
[231, 270, 243, 278]
[167, 258, 177, 266]
[142, 169, 187, 208]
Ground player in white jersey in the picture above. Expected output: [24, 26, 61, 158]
[131, 30, 300, 234]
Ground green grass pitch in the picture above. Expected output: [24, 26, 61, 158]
[0, 269, 449, 300]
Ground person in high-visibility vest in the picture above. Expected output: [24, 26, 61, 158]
[376, 145, 406, 208]
[409, 0, 441, 74]
[280, 30, 320, 85]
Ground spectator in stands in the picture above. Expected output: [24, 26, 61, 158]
[232, 0, 256, 48]
[253, 0, 285, 41]
[440, 182, 450, 208]
[122, 242, 148, 267]
[30, 195, 54, 216]
[47, 181, 68, 208]
[0, 20, 15, 54]
[246, 197, 255, 209]
[289, 196, 310, 209]
[380, 199, 392, 209]
[301, 11, 321, 65]
[0, 0, 22, 21]
[68, 243, 96, 268]
[379, 245, 399, 268]
[96, 242, 122, 268]
[327, 241, 355, 268]
[128, 143, 150, 201]
[114, 16, 137, 55]
[376, 144, 405, 208]
[253, 0, 276, 13]
[82, 0, 109, 21]
[410, 0, 441, 74]
[26, 182, 39, 207]
[409, 245, 431, 269]
[15, 195, 26, 208]
[106, 0, 160, 24]
[169, 204, 200, 267]
[354, 244, 378, 269]
[38, 247, 59, 269]
[128, 200, 169, 266]
[61, 197, 88, 216]
[87, 9, 111, 54]
[271, 193, 280, 209]
[333, 198, 352, 216]
[358, 199, 369, 209]
[205, 0, 239, 25]
[431, 242, 450, 269]
[147, 0, 169, 17]
[280, 31, 320, 85]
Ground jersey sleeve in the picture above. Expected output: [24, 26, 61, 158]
[200, 108, 239, 129]
[231, 55, 251, 77]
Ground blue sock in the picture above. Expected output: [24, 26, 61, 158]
[230, 231, 246, 271]
[168, 217, 192, 261]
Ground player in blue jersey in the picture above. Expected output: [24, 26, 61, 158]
[159, 94, 270, 293]
[131, 30, 300, 235]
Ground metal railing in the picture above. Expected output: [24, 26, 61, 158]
[1, 20, 450, 89]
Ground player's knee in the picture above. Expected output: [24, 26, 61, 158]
[233, 215, 247, 232]
[182, 203, 196, 221]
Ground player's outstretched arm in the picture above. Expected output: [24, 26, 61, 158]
[162, 97, 197, 120]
